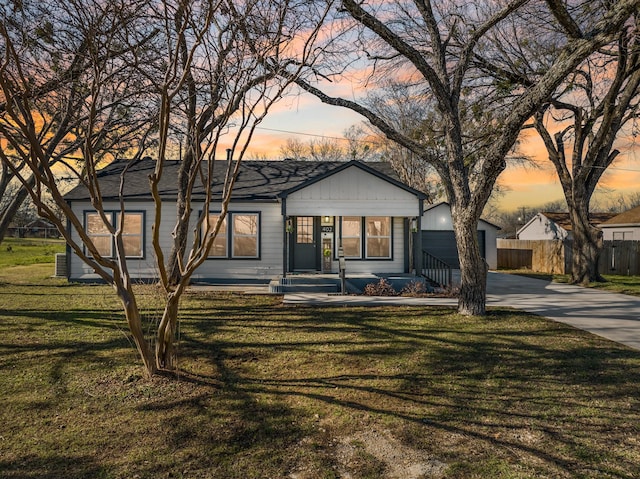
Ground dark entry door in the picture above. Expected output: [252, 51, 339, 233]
[293, 216, 319, 271]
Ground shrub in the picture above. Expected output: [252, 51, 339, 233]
[400, 280, 428, 296]
[363, 278, 397, 296]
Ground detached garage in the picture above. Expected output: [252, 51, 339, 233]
[421, 202, 499, 270]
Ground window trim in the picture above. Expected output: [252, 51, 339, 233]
[84, 210, 146, 259]
[204, 211, 261, 260]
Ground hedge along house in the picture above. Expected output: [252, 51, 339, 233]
[63, 158, 427, 283]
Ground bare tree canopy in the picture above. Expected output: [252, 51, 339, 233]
[287, 0, 640, 315]
[0, 0, 156, 241]
[0, 0, 325, 375]
[529, 12, 640, 284]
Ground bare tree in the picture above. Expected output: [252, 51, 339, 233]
[278, 124, 377, 161]
[0, 0, 154, 242]
[529, 13, 640, 284]
[151, 0, 327, 369]
[0, 0, 325, 375]
[288, 0, 640, 315]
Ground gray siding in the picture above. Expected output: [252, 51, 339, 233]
[286, 165, 421, 217]
[68, 201, 283, 281]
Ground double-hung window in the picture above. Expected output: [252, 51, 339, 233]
[204, 214, 228, 257]
[365, 216, 391, 258]
[232, 214, 259, 258]
[340, 216, 392, 259]
[341, 216, 362, 258]
[85, 211, 144, 258]
[205, 212, 259, 259]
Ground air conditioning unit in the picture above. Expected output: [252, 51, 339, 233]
[54, 253, 67, 278]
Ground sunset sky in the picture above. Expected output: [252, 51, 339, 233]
[246, 91, 640, 213]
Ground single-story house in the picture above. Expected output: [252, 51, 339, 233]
[599, 205, 640, 240]
[421, 202, 500, 270]
[63, 158, 429, 282]
[517, 211, 615, 241]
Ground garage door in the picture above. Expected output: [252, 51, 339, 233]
[421, 230, 486, 268]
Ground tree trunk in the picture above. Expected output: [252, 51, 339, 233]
[118, 286, 157, 377]
[0, 180, 31, 243]
[569, 198, 604, 285]
[451, 205, 487, 316]
[156, 293, 180, 370]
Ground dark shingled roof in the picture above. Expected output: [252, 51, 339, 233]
[64, 158, 420, 202]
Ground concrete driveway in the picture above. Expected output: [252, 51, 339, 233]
[487, 272, 640, 351]
[284, 272, 640, 351]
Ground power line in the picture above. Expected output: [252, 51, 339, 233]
[255, 126, 388, 147]
[255, 126, 349, 141]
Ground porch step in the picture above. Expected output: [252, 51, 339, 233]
[268, 276, 339, 294]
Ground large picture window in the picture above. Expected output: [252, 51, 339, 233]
[340, 216, 392, 260]
[206, 212, 259, 259]
[85, 211, 144, 258]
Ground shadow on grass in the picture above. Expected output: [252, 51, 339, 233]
[0, 454, 109, 479]
[174, 305, 640, 477]
[3, 297, 640, 478]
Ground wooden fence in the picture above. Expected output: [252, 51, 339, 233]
[498, 239, 640, 276]
[497, 239, 570, 274]
[599, 241, 640, 276]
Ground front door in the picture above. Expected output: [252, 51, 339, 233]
[292, 216, 319, 271]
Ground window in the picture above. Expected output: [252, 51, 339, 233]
[341, 216, 362, 258]
[117, 213, 144, 257]
[366, 216, 391, 258]
[205, 212, 259, 259]
[87, 213, 113, 257]
[204, 214, 227, 257]
[233, 214, 259, 258]
[340, 216, 392, 260]
[296, 217, 313, 244]
[85, 211, 144, 258]
[613, 231, 633, 241]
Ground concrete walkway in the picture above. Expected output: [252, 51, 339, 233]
[284, 272, 640, 351]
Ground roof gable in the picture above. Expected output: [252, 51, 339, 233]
[279, 160, 426, 200]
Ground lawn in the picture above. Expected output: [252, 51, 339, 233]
[0, 237, 65, 268]
[1, 263, 640, 478]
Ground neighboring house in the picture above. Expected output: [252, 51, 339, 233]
[599, 205, 640, 241]
[517, 211, 615, 241]
[63, 158, 427, 282]
[420, 202, 500, 270]
[6, 219, 59, 238]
